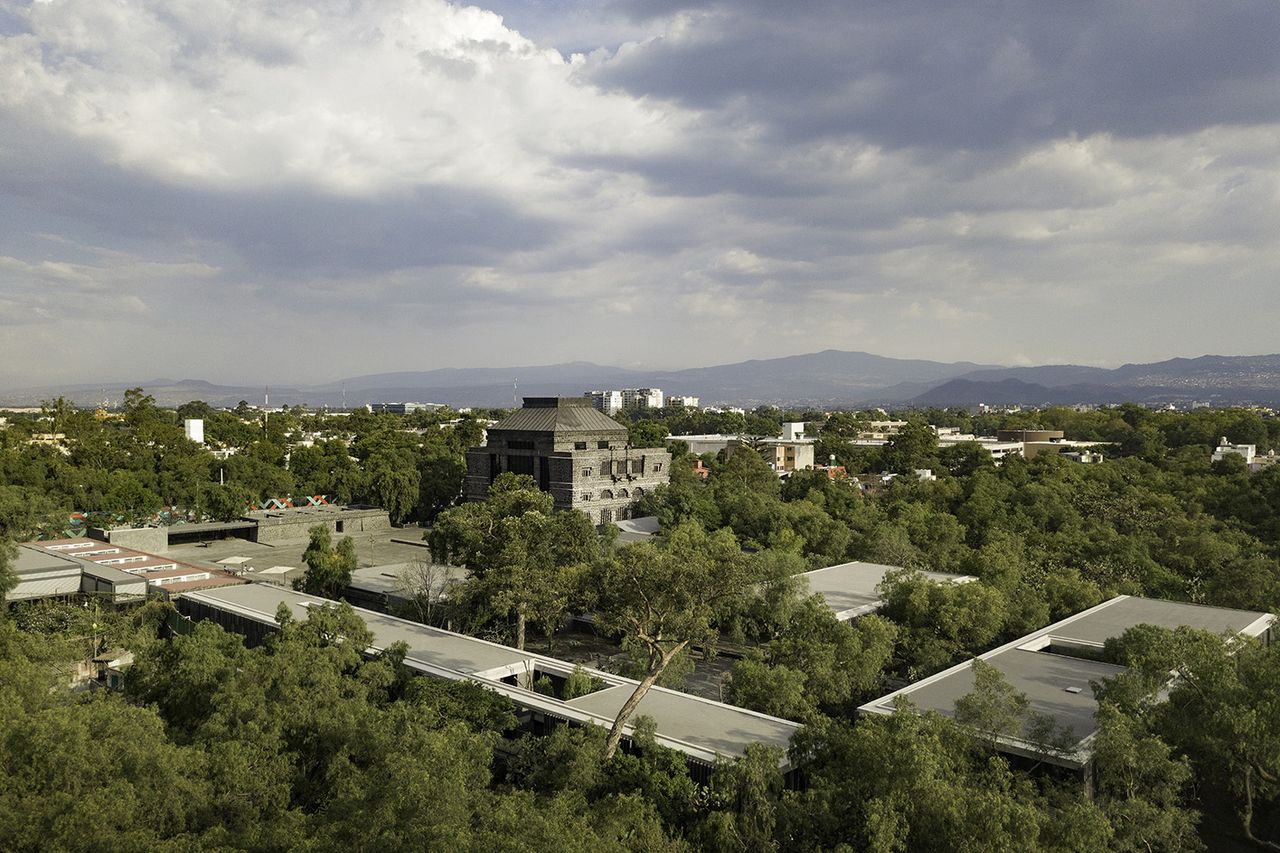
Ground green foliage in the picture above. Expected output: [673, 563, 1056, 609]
[588, 524, 762, 758]
[729, 598, 896, 721]
[294, 524, 358, 598]
[430, 473, 596, 649]
[628, 420, 670, 448]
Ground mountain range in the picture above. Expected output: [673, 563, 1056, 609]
[4, 351, 1280, 409]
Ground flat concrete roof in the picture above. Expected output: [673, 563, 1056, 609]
[347, 562, 467, 598]
[799, 561, 976, 620]
[181, 583, 801, 765]
[859, 595, 1275, 768]
[863, 648, 1126, 747]
[1046, 596, 1275, 647]
[567, 683, 801, 759]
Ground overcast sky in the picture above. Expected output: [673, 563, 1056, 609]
[2, 0, 1278, 387]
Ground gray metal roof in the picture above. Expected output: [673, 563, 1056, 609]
[180, 583, 801, 764]
[489, 402, 627, 435]
[12, 545, 82, 576]
[799, 561, 975, 620]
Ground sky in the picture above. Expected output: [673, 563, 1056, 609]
[1, 0, 1278, 387]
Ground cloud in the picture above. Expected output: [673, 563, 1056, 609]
[0, 0, 1277, 387]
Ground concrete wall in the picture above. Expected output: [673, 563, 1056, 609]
[252, 508, 391, 545]
[90, 526, 169, 554]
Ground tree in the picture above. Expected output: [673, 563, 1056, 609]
[1101, 626, 1280, 849]
[953, 658, 1030, 743]
[201, 483, 253, 522]
[429, 473, 595, 649]
[729, 598, 896, 721]
[0, 540, 15, 606]
[294, 524, 357, 598]
[366, 454, 420, 524]
[393, 559, 455, 626]
[628, 421, 670, 448]
[882, 420, 939, 474]
[587, 524, 758, 760]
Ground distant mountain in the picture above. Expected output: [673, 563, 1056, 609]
[907, 379, 1133, 408]
[652, 350, 998, 406]
[5, 351, 1280, 409]
[900, 354, 1280, 407]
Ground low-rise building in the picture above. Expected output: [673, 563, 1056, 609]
[1213, 437, 1256, 465]
[11, 538, 245, 602]
[177, 583, 802, 779]
[370, 402, 444, 415]
[798, 560, 976, 621]
[858, 596, 1275, 779]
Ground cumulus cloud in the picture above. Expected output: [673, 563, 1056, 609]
[0, 0, 1277, 387]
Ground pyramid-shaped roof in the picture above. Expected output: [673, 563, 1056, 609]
[489, 397, 627, 435]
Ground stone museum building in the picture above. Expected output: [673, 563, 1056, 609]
[464, 397, 670, 524]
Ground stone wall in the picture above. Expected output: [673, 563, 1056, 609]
[251, 507, 391, 545]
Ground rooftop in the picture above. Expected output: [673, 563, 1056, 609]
[488, 398, 628, 436]
[799, 561, 976, 621]
[859, 595, 1275, 769]
[180, 583, 801, 766]
[347, 562, 467, 599]
[11, 545, 82, 576]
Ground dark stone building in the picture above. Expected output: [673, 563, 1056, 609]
[464, 397, 671, 524]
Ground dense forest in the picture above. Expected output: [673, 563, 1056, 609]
[2, 398, 1279, 850]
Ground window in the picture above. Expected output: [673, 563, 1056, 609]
[653, 463, 663, 472]
[582, 467, 593, 477]
[580, 493, 592, 501]
[574, 441, 587, 450]
[598, 440, 610, 449]
[631, 459, 643, 474]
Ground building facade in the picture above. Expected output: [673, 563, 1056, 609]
[584, 390, 623, 416]
[465, 397, 670, 524]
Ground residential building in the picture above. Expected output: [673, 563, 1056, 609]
[464, 397, 670, 525]
[584, 388, 666, 414]
[370, 402, 443, 415]
[666, 395, 700, 408]
[736, 438, 814, 472]
[1213, 437, 1256, 465]
[621, 388, 664, 410]
[584, 390, 623, 416]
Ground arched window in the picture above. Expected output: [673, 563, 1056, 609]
[618, 489, 629, 498]
[601, 489, 614, 500]
[632, 487, 644, 498]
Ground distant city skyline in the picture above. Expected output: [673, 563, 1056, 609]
[2, 1, 1278, 386]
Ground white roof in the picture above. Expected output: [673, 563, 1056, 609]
[180, 583, 802, 766]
